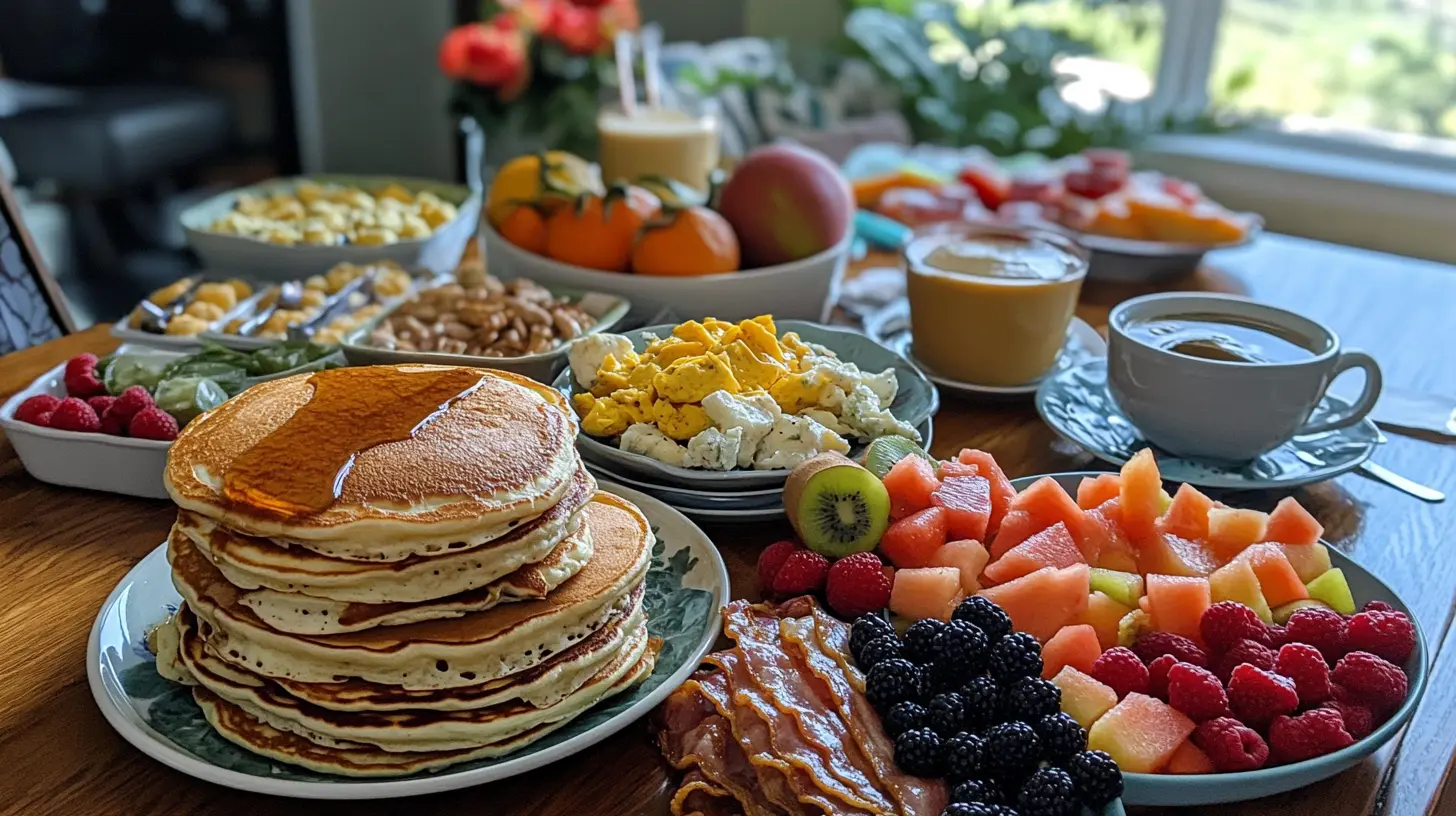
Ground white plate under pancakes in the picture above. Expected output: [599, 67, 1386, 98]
[86, 483, 727, 799]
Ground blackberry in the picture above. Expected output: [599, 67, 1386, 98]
[926, 692, 968, 736]
[951, 777, 1003, 805]
[1032, 713, 1086, 763]
[942, 731, 987, 781]
[1001, 677, 1062, 723]
[982, 721, 1042, 778]
[953, 596, 1013, 643]
[934, 619, 990, 674]
[866, 658, 923, 711]
[989, 632, 1043, 683]
[960, 676, 1003, 729]
[1016, 768, 1079, 816]
[851, 614, 896, 663]
[858, 635, 903, 671]
[1066, 750, 1124, 808]
[883, 700, 928, 738]
[943, 805, 1018, 816]
[894, 727, 944, 777]
[904, 618, 946, 664]
[925, 661, 970, 696]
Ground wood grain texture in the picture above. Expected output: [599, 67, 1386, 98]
[3, 234, 1456, 815]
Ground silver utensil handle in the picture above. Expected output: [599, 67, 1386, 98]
[1357, 461, 1446, 503]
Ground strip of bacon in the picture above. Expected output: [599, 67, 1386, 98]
[671, 768, 740, 816]
[657, 677, 781, 816]
[722, 601, 897, 815]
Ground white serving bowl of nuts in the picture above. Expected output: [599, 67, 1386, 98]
[339, 269, 630, 384]
[182, 175, 481, 280]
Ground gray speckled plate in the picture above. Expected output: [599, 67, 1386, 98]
[558, 320, 938, 489]
[1035, 359, 1380, 489]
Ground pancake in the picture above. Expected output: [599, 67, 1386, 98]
[178, 467, 597, 604]
[177, 493, 655, 690]
[179, 602, 656, 752]
[192, 646, 657, 777]
[165, 365, 580, 554]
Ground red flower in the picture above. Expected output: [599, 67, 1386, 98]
[564, 0, 613, 7]
[541, 2, 604, 54]
[438, 23, 528, 90]
[598, 0, 640, 40]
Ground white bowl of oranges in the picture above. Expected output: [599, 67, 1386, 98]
[481, 146, 856, 322]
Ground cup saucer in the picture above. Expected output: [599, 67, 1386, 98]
[865, 299, 1106, 399]
[1035, 359, 1381, 490]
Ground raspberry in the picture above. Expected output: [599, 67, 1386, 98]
[1346, 610, 1416, 665]
[1131, 631, 1208, 667]
[1212, 639, 1277, 683]
[1089, 648, 1149, 699]
[771, 549, 829, 598]
[757, 540, 801, 593]
[1266, 624, 1289, 648]
[1227, 664, 1299, 726]
[1331, 651, 1408, 713]
[1321, 699, 1375, 740]
[87, 395, 117, 416]
[1268, 709, 1355, 764]
[825, 552, 892, 618]
[1363, 600, 1397, 614]
[13, 394, 60, 425]
[1193, 717, 1269, 771]
[1275, 643, 1333, 705]
[1200, 601, 1272, 652]
[1146, 655, 1177, 700]
[111, 386, 154, 423]
[63, 353, 106, 398]
[1166, 663, 1229, 722]
[1284, 607, 1348, 662]
[100, 408, 129, 435]
[48, 397, 101, 432]
[128, 407, 180, 441]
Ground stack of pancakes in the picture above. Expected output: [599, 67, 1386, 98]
[150, 364, 659, 776]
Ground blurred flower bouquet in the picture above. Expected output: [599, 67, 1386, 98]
[439, 0, 639, 160]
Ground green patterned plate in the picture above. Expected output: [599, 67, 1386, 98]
[85, 484, 727, 799]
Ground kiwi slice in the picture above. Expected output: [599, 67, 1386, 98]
[859, 436, 935, 480]
[783, 452, 891, 557]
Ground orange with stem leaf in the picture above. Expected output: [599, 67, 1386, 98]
[544, 184, 660, 272]
[498, 204, 549, 255]
[630, 206, 740, 276]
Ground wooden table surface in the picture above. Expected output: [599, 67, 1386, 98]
[4, 233, 1456, 816]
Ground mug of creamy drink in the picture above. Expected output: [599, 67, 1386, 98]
[597, 102, 721, 192]
[903, 223, 1089, 387]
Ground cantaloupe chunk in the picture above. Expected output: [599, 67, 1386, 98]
[991, 477, 1087, 559]
[1119, 449, 1164, 542]
[1209, 559, 1273, 623]
[1146, 575, 1212, 644]
[1235, 544, 1310, 608]
[1052, 666, 1119, 729]
[1077, 474, 1122, 510]
[1138, 532, 1220, 577]
[1206, 508, 1269, 562]
[1080, 591, 1135, 650]
[889, 567, 963, 621]
[1281, 543, 1332, 584]
[1159, 483, 1215, 540]
[1083, 499, 1135, 571]
[1087, 693, 1196, 773]
[955, 450, 1016, 537]
[978, 564, 1091, 642]
[1043, 624, 1102, 679]
[930, 540, 991, 593]
[983, 521, 1085, 585]
[1262, 497, 1324, 545]
[1166, 740, 1216, 774]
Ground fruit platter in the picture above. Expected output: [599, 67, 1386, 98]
[725, 439, 1425, 811]
[481, 145, 858, 321]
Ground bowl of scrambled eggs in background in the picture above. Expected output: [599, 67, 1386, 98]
[181, 175, 481, 281]
[556, 316, 938, 488]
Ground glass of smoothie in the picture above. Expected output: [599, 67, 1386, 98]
[597, 102, 721, 192]
[903, 222, 1089, 386]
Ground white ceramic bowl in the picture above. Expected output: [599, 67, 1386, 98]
[182, 175, 482, 281]
[481, 220, 851, 323]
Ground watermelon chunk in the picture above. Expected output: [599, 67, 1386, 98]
[1262, 496, 1324, 545]
[1084, 499, 1137, 572]
[879, 506, 949, 569]
[1076, 474, 1122, 510]
[930, 540, 991, 593]
[883, 455, 941, 520]
[984, 521, 1085, 585]
[890, 567, 963, 621]
[955, 449, 1016, 537]
[1235, 544, 1309, 608]
[937, 460, 979, 479]
[1159, 483, 1214, 540]
[1043, 624, 1102, 678]
[1145, 574, 1212, 644]
[1052, 666, 1119, 729]
[1079, 591, 1134, 649]
[991, 476, 1087, 558]
[978, 564, 1091, 642]
[1138, 532, 1220, 578]
[1206, 508, 1269, 562]
[1209, 559, 1273, 623]
[1088, 693, 1196, 773]
[1119, 449, 1164, 542]
[931, 475, 992, 543]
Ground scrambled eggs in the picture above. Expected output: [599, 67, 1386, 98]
[567, 316, 920, 471]
[207, 181, 459, 247]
